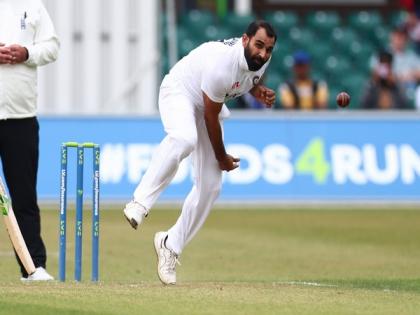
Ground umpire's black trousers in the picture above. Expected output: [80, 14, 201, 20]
[0, 117, 47, 277]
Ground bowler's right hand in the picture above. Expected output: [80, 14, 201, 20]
[218, 154, 240, 172]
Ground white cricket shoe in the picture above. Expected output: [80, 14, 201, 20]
[123, 200, 148, 229]
[21, 267, 54, 281]
[154, 232, 180, 285]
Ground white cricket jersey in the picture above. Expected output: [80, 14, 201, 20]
[166, 38, 270, 109]
[0, 0, 59, 119]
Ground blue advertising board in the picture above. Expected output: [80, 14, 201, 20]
[34, 113, 420, 202]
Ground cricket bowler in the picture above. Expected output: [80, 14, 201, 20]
[124, 20, 277, 285]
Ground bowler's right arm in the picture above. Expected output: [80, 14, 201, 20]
[203, 92, 239, 172]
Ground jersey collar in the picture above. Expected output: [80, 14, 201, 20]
[237, 39, 250, 71]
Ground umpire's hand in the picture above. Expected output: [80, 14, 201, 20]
[0, 43, 13, 64]
[8, 44, 29, 64]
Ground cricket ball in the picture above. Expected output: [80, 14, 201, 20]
[336, 92, 350, 108]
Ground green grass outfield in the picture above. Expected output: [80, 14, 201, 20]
[0, 207, 419, 315]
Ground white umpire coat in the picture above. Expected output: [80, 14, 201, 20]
[0, 0, 59, 119]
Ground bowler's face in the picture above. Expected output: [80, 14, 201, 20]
[243, 28, 276, 71]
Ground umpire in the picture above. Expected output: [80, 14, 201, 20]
[0, 0, 59, 280]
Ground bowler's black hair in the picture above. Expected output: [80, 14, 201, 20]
[245, 20, 277, 42]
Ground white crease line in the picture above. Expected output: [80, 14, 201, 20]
[278, 281, 338, 288]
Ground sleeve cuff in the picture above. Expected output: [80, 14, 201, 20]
[202, 88, 225, 103]
[23, 45, 36, 67]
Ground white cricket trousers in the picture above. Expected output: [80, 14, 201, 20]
[133, 77, 223, 255]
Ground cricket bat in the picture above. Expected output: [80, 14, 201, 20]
[0, 176, 36, 275]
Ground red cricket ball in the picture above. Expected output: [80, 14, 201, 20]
[336, 92, 351, 107]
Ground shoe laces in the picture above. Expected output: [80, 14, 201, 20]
[163, 249, 181, 273]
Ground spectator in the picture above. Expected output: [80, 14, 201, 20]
[362, 51, 409, 109]
[404, 11, 420, 55]
[279, 51, 328, 110]
[372, 27, 420, 98]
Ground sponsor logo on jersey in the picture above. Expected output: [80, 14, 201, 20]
[225, 93, 240, 101]
[219, 38, 239, 46]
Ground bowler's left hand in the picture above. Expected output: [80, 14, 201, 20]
[252, 85, 276, 108]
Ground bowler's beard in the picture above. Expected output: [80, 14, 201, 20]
[244, 43, 265, 71]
